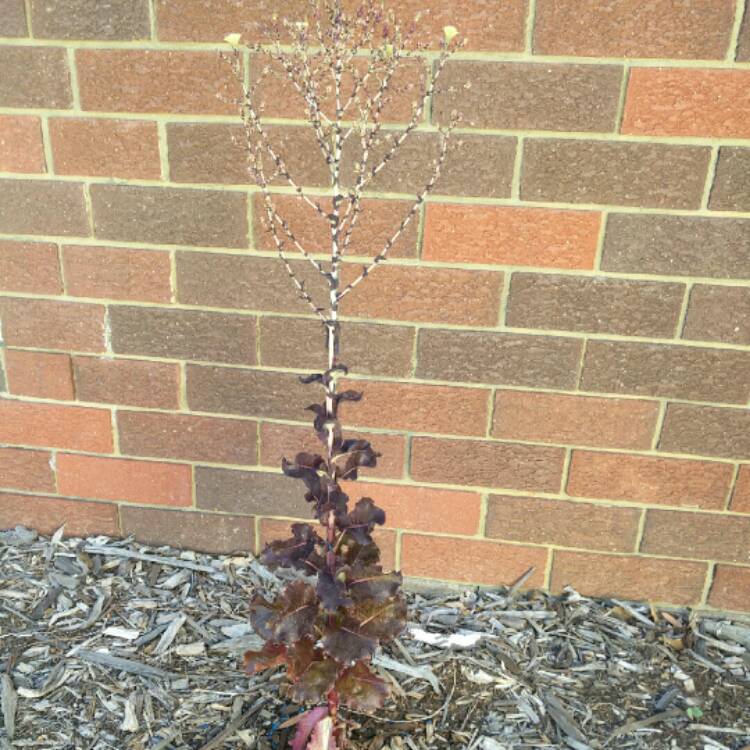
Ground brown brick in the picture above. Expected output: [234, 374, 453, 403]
[601, 214, 750, 280]
[551, 551, 706, 605]
[581, 340, 750, 404]
[682, 285, 750, 346]
[507, 274, 684, 337]
[709, 566, 750, 612]
[169, 123, 330, 187]
[0, 0, 27, 36]
[90, 185, 247, 248]
[30, 0, 149, 39]
[486, 495, 640, 553]
[57, 454, 192, 506]
[0, 242, 61, 294]
[5, 350, 74, 400]
[731, 467, 750, 514]
[62, 246, 172, 302]
[338, 380, 489, 436]
[77, 50, 240, 114]
[492, 392, 658, 450]
[411, 436, 564, 493]
[522, 139, 710, 210]
[402, 534, 547, 587]
[642, 510, 750, 564]
[739, 11, 750, 61]
[660, 404, 750, 460]
[186, 365, 312, 421]
[709, 147, 750, 212]
[623, 69, 750, 139]
[73, 356, 180, 409]
[259, 422, 404, 480]
[339, 264, 503, 326]
[50, 118, 159, 179]
[534, 0, 734, 59]
[416, 329, 582, 389]
[0, 47, 71, 108]
[109, 306, 256, 366]
[0, 493, 119, 537]
[0, 180, 88, 237]
[0, 116, 45, 172]
[422, 205, 600, 270]
[254, 194, 419, 259]
[433, 62, 621, 132]
[0, 399, 113, 452]
[118, 411, 257, 465]
[568, 451, 733, 511]
[0, 297, 104, 353]
[121, 506, 254, 554]
[0, 447, 55, 493]
[259, 317, 414, 377]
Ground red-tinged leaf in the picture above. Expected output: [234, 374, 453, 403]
[338, 497, 385, 544]
[250, 580, 318, 644]
[336, 662, 389, 712]
[289, 655, 340, 704]
[286, 637, 316, 681]
[243, 642, 286, 674]
[333, 389, 363, 405]
[347, 565, 402, 602]
[339, 538, 381, 568]
[322, 623, 378, 665]
[262, 523, 322, 572]
[308, 715, 336, 749]
[332, 439, 379, 481]
[317, 569, 353, 612]
[248, 593, 276, 641]
[291, 707, 329, 750]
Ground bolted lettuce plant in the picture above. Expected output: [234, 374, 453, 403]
[221, 2, 460, 747]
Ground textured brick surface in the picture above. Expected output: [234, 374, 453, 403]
[682, 285, 750, 346]
[0, 47, 71, 108]
[5, 350, 75, 400]
[417, 329, 582, 389]
[731, 467, 750, 514]
[433, 62, 622, 132]
[506, 274, 684, 337]
[623, 69, 750, 138]
[492, 391, 658, 450]
[411, 437, 565, 493]
[0, 242, 61, 294]
[602, 215, 750, 279]
[660, 405, 750, 460]
[486, 495, 640, 552]
[522, 140, 710, 209]
[0, 0, 27, 36]
[0, 180, 88, 237]
[0, 447, 55, 493]
[534, 0, 735, 59]
[118, 411, 258, 465]
[642, 510, 750, 564]
[0, 116, 45, 173]
[739, 11, 750, 61]
[551, 551, 706, 605]
[110, 306, 256, 365]
[57, 454, 192, 506]
[709, 566, 750, 612]
[90, 185, 247, 248]
[29, 0, 150, 39]
[581, 341, 750, 404]
[709, 147, 750, 212]
[50, 118, 160, 179]
[422, 205, 600, 270]
[567, 451, 733, 511]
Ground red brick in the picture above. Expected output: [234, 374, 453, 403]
[731, 467, 750, 514]
[338, 380, 489, 437]
[422, 205, 600, 270]
[259, 422, 404, 480]
[709, 565, 750, 612]
[0, 298, 104, 353]
[622, 69, 750, 138]
[73, 357, 180, 409]
[57, 453, 192, 506]
[0, 447, 55, 493]
[492, 391, 658, 450]
[5, 350, 75, 400]
[0, 180, 88, 236]
[0, 116, 45, 172]
[50, 118, 160, 179]
[411, 437, 565, 493]
[0, 399, 113, 452]
[682, 285, 750, 346]
[0, 241, 61, 294]
[118, 411, 257, 465]
[77, 50, 241, 115]
[339, 264, 503, 326]
[486, 495, 640, 553]
[568, 451, 732, 511]
[341, 481, 482, 535]
[551, 551, 706, 605]
[0, 493, 119, 537]
[402, 534, 547, 587]
[29, 0, 150, 40]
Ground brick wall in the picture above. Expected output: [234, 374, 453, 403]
[1, 0, 749, 613]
